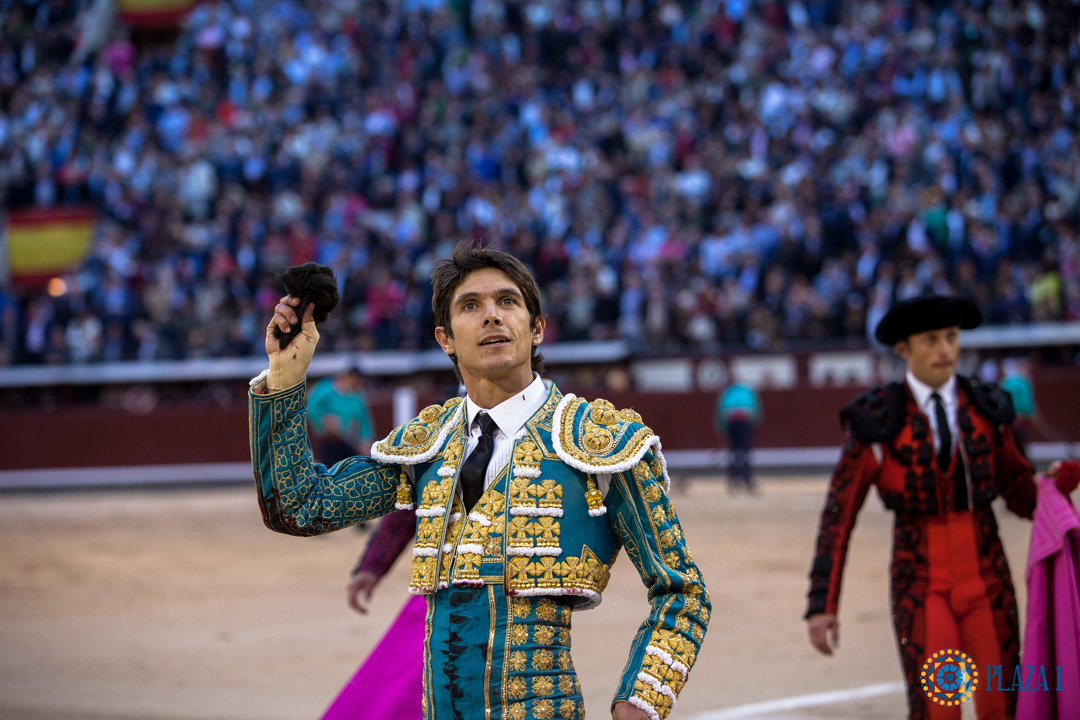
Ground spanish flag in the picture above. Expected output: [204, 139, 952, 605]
[5, 207, 95, 287]
[119, 0, 194, 28]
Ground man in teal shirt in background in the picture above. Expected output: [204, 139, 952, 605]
[307, 366, 376, 466]
[715, 383, 762, 494]
[1000, 357, 1036, 448]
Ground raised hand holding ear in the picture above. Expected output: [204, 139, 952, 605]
[264, 296, 319, 391]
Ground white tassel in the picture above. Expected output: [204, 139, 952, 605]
[636, 672, 677, 707]
[468, 512, 493, 527]
[626, 696, 659, 720]
[395, 502, 415, 510]
[645, 646, 689, 681]
[654, 445, 672, 493]
[509, 506, 564, 517]
[413, 547, 438, 557]
[646, 645, 675, 667]
[508, 587, 602, 610]
[637, 671, 662, 692]
[506, 546, 563, 557]
[448, 513, 462, 522]
[513, 466, 542, 478]
[415, 507, 446, 518]
[588, 506, 607, 517]
[455, 543, 485, 554]
[437, 466, 457, 477]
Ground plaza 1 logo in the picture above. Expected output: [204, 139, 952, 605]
[921, 649, 979, 707]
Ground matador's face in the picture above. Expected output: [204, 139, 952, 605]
[895, 326, 961, 389]
[435, 267, 544, 385]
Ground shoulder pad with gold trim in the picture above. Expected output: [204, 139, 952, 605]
[552, 394, 670, 489]
[371, 397, 464, 465]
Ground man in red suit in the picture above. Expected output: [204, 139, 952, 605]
[804, 294, 1079, 720]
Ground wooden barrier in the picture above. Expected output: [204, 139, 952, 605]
[3, 369, 1077, 471]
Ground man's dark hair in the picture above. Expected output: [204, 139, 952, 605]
[431, 240, 545, 379]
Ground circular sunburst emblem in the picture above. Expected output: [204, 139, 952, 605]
[921, 649, 978, 706]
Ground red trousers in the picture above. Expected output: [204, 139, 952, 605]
[891, 508, 1020, 720]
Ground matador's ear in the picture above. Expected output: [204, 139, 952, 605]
[273, 262, 339, 350]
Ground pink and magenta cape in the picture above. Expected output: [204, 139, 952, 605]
[322, 509, 423, 720]
[320, 594, 425, 720]
[1017, 478, 1080, 720]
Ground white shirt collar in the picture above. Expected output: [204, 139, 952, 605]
[465, 374, 548, 437]
[906, 370, 957, 411]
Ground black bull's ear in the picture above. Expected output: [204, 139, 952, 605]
[273, 262, 340, 350]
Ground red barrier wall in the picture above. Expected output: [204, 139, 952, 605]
[2, 371, 1077, 471]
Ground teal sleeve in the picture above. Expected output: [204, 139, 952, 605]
[248, 381, 400, 536]
[607, 452, 711, 720]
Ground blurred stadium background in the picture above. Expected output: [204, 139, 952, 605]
[2, 0, 1079, 484]
[0, 0, 1078, 717]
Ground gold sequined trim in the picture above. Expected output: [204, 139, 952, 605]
[557, 396, 657, 470]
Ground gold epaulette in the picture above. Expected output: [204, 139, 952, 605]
[371, 397, 464, 465]
[551, 394, 670, 489]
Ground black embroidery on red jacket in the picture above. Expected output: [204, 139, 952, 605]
[958, 376, 1016, 426]
[841, 382, 907, 443]
[891, 513, 929, 720]
[805, 429, 865, 618]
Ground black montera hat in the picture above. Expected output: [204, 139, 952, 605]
[874, 294, 982, 345]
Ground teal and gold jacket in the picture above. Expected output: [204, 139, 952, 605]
[250, 379, 710, 720]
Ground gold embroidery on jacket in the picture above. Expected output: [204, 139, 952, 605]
[557, 396, 657, 470]
[506, 545, 611, 594]
[374, 397, 463, 458]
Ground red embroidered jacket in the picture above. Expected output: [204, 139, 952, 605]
[805, 376, 1035, 618]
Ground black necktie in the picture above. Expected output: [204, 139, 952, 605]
[931, 392, 952, 471]
[460, 413, 497, 512]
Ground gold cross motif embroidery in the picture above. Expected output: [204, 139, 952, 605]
[508, 557, 532, 587]
[513, 440, 543, 466]
[508, 516, 532, 546]
[533, 516, 560, 545]
[533, 479, 563, 507]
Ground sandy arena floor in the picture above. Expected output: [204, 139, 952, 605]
[0, 476, 1034, 720]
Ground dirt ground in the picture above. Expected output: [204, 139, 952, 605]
[0, 476, 1034, 720]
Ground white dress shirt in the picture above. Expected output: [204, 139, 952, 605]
[461, 374, 613, 499]
[463, 373, 549, 491]
[906, 370, 958, 457]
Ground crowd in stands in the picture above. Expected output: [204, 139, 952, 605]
[1, 0, 1079, 366]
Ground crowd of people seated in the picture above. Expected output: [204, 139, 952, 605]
[1, 0, 1077, 366]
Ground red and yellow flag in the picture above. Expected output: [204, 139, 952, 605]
[119, 0, 195, 28]
[6, 207, 96, 287]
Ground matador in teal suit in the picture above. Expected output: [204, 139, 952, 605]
[251, 245, 710, 720]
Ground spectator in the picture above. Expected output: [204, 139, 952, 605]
[1, 0, 1078, 366]
[66, 307, 103, 363]
[715, 381, 762, 494]
[1001, 357, 1037, 448]
[307, 367, 376, 467]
